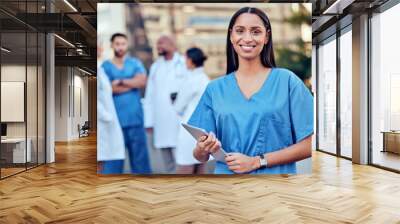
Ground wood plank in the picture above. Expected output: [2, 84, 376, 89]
[0, 134, 399, 223]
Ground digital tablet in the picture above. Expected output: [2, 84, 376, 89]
[181, 123, 227, 162]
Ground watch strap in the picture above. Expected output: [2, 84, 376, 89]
[259, 154, 267, 168]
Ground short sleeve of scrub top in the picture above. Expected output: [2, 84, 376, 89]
[134, 58, 147, 75]
[187, 85, 217, 135]
[288, 74, 314, 144]
[188, 68, 314, 174]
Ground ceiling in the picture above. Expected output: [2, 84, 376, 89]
[311, 0, 390, 43]
[1, 0, 396, 74]
[0, 0, 98, 74]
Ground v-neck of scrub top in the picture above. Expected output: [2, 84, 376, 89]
[232, 68, 275, 102]
[109, 58, 128, 72]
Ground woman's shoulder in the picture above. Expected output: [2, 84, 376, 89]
[207, 72, 233, 88]
[273, 67, 303, 86]
[273, 67, 296, 77]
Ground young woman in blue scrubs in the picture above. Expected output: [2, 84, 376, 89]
[189, 7, 314, 174]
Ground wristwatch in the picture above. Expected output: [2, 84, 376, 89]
[259, 154, 267, 168]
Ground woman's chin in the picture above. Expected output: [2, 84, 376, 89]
[237, 54, 259, 61]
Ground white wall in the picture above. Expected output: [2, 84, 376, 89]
[55, 66, 69, 141]
[71, 73, 89, 138]
[1, 65, 35, 138]
[54, 67, 89, 141]
[1, 66, 25, 133]
[1, 64, 46, 164]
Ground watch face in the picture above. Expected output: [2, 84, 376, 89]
[260, 158, 267, 167]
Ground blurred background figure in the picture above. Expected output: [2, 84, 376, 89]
[97, 42, 126, 174]
[102, 33, 152, 174]
[144, 35, 187, 174]
[173, 47, 210, 174]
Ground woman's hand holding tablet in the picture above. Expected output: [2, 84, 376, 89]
[182, 123, 227, 163]
[197, 132, 221, 154]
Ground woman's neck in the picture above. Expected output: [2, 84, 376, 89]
[236, 57, 268, 77]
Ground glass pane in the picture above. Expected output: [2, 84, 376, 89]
[317, 37, 337, 154]
[371, 4, 400, 171]
[340, 29, 352, 158]
[38, 32, 45, 165]
[312, 45, 317, 150]
[27, 31, 38, 169]
[1, 30, 27, 177]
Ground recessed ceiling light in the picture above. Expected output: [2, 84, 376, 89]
[78, 67, 92, 76]
[54, 34, 75, 48]
[1, 47, 11, 53]
[322, 0, 354, 15]
[63, 0, 78, 12]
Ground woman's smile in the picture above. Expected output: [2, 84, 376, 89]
[239, 44, 257, 52]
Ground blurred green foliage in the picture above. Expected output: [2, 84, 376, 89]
[275, 4, 311, 82]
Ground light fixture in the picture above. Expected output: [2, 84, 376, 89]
[63, 0, 78, 12]
[322, 0, 355, 15]
[1, 47, 11, 53]
[54, 34, 75, 48]
[78, 67, 92, 76]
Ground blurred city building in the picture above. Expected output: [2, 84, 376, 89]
[98, 3, 311, 78]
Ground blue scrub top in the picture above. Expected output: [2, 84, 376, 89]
[102, 57, 147, 128]
[188, 68, 314, 174]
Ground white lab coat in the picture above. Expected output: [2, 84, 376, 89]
[173, 67, 209, 165]
[143, 52, 187, 149]
[97, 67, 125, 161]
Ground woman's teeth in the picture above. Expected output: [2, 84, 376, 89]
[240, 45, 255, 51]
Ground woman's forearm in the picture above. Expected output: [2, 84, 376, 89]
[264, 135, 312, 167]
[193, 145, 210, 163]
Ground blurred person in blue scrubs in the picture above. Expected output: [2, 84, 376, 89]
[143, 35, 187, 173]
[189, 7, 314, 174]
[97, 42, 126, 174]
[102, 33, 152, 174]
[173, 47, 209, 174]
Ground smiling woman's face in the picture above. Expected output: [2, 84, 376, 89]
[230, 13, 268, 62]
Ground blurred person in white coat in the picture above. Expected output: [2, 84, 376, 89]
[143, 35, 186, 173]
[97, 43, 125, 174]
[173, 47, 210, 174]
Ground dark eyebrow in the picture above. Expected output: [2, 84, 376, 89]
[233, 25, 264, 29]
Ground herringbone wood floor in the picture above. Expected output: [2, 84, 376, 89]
[1, 135, 400, 224]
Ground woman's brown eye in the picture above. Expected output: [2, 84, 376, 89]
[252, 30, 262, 35]
[235, 29, 244, 34]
